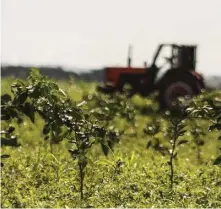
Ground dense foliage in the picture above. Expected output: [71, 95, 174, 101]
[1, 69, 221, 208]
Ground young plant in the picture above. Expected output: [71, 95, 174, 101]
[186, 91, 221, 165]
[9, 69, 123, 199]
[62, 105, 114, 199]
[1, 69, 97, 199]
[165, 111, 188, 190]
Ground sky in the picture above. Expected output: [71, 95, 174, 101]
[1, 0, 221, 75]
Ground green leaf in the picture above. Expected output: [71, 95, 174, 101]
[8, 125, 15, 134]
[101, 143, 109, 156]
[13, 91, 28, 105]
[213, 156, 221, 165]
[146, 140, 152, 149]
[178, 130, 186, 136]
[93, 126, 106, 138]
[23, 102, 35, 123]
[1, 114, 11, 120]
[196, 139, 205, 146]
[177, 140, 188, 146]
[0, 126, 15, 134]
[43, 123, 51, 135]
[209, 124, 221, 131]
[1, 137, 19, 147]
[59, 88, 66, 96]
[51, 82, 59, 91]
[1, 154, 10, 158]
[71, 109, 83, 120]
[173, 152, 178, 159]
[77, 101, 87, 107]
[1, 94, 12, 104]
[167, 161, 172, 166]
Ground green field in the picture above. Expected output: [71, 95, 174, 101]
[1, 73, 221, 208]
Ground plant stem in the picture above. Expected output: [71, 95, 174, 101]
[169, 122, 178, 190]
[79, 164, 84, 200]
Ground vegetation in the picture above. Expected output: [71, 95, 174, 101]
[1, 69, 221, 208]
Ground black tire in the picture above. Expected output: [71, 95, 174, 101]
[158, 73, 204, 110]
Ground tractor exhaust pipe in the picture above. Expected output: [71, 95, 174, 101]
[127, 45, 132, 67]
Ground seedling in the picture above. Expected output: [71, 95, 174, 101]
[165, 111, 188, 190]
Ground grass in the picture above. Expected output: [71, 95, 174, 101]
[1, 77, 221, 208]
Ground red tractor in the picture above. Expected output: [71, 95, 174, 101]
[97, 44, 205, 109]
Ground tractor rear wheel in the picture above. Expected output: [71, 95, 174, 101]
[158, 74, 204, 110]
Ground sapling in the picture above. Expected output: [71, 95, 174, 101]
[68, 119, 115, 199]
[165, 111, 188, 190]
[186, 91, 221, 165]
[2, 69, 114, 200]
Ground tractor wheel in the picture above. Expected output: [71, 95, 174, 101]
[158, 74, 204, 110]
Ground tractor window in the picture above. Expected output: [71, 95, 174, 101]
[155, 46, 171, 68]
[172, 47, 179, 68]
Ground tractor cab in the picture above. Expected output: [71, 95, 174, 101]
[151, 44, 197, 71]
[147, 44, 198, 85]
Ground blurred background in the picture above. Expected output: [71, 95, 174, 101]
[1, 0, 221, 88]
